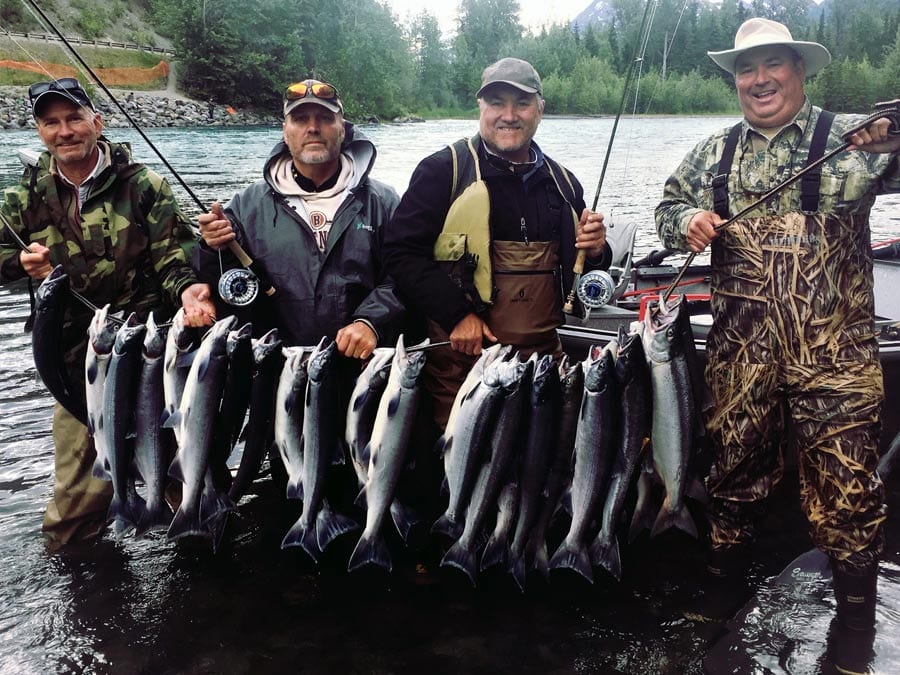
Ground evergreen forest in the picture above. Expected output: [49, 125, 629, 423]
[9, 0, 900, 119]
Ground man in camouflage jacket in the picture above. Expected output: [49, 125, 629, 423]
[0, 79, 215, 549]
[655, 18, 900, 642]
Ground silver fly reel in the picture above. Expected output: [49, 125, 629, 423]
[576, 269, 616, 309]
[217, 267, 260, 306]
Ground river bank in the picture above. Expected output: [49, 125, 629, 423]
[0, 85, 280, 129]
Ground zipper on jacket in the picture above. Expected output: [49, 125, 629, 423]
[520, 217, 529, 244]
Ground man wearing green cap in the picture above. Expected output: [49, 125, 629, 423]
[655, 17, 900, 657]
[384, 57, 612, 429]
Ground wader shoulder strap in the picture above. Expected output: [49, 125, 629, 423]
[449, 135, 481, 203]
[800, 110, 835, 214]
[713, 123, 742, 219]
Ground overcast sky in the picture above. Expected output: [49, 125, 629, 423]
[383, 0, 593, 35]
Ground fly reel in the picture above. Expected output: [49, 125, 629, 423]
[576, 269, 616, 309]
[217, 267, 259, 306]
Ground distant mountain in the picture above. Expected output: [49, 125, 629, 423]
[571, 0, 616, 30]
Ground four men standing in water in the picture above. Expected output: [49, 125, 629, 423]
[4, 18, 900, 665]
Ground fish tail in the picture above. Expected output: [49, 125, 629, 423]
[315, 505, 359, 552]
[628, 500, 656, 543]
[389, 500, 420, 543]
[549, 539, 595, 584]
[480, 535, 509, 572]
[431, 512, 464, 541]
[589, 532, 622, 581]
[347, 532, 392, 573]
[280, 519, 320, 562]
[166, 504, 207, 540]
[200, 489, 236, 527]
[650, 500, 698, 539]
[532, 542, 550, 578]
[135, 499, 175, 538]
[440, 541, 478, 587]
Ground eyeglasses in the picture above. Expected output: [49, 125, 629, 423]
[28, 78, 83, 102]
[284, 80, 339, 102]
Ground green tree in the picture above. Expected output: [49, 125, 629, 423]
[453, 0, 523, 105]
[408, 11, 453, 109]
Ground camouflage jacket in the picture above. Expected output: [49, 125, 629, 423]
[655, 98, 900, 251]
[0, 138, 199, 370]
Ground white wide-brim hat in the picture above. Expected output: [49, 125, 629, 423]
[708, 17, 831, 78]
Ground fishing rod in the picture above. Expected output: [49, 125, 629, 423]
[20, 0, 276, 306]
[660, 98, 900, 305]
[0, 207, 107, 321]
[563, 0, 658, 315]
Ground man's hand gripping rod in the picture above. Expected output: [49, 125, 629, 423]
[660, 99, 900, 306]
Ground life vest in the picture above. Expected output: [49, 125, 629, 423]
[432, 134, 580, 308]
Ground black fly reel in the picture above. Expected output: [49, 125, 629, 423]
[217, 267, 260, 306]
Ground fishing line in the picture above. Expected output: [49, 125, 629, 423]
[660, 101, 900, 304]
[14, 0, 278, 304]
[563, 0, 658, 314]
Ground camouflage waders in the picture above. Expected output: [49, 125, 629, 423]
[705, 211, 886, 569]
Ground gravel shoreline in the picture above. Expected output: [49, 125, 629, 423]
[0, 85, 280, 129]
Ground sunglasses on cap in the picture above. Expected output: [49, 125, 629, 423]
[28, 77, 84, 102]
[284, 80, 339, 102]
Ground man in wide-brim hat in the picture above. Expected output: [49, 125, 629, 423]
[655, 16, 900, 670]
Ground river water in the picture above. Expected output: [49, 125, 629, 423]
[0, 118, 898, 674]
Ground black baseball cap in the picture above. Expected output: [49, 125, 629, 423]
[29, 78, 96, 118]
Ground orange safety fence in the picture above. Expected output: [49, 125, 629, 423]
[0, 60, 168, 85]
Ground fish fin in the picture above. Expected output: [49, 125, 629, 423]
[510, 555, 528, 593]
[196, 353, 211, 380]
[441, 541, 478, 587]
[355, 486, 367, 510]
[347, 532, 392, 573]
[286, 474, 304, 501]
[91, 455, 110, 480]
[135, 499, 175, 538]
[480, 535, 509, 572]
[686, 476, 708, 505]
[280, 520, 319, 562]
[431, 512, 464, 541]
[166, 504, 207, 541]
[559, 487, 573, 518]
[650, 499, 698, 539]
[387, 390, 402, 417]
[548, 540, 595, 584]
[389, 500, 420, 543]
[330, 441, 345, 466]
[168, 455, 185, 483]
[175, 349, 197, 369]
[589, 532, 622, 581]
[200, 487, 236, 527]
[161, 408, 181, 429]
[434, 435, 451, 457]
[359, 442, 372, 472]
[315, 502, 359, 552]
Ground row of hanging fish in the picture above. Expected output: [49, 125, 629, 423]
[32, 265, 709, 585]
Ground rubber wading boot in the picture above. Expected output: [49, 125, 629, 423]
[832, 562, 878, 632]
[823, 617, 876, 675]
[683, 545, 752, 623]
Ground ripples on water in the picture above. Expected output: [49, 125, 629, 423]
[0, 120, 897, 673]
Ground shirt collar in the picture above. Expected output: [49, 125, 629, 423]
[53, 141, 108, 188]
[741, 97, 813, 146]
